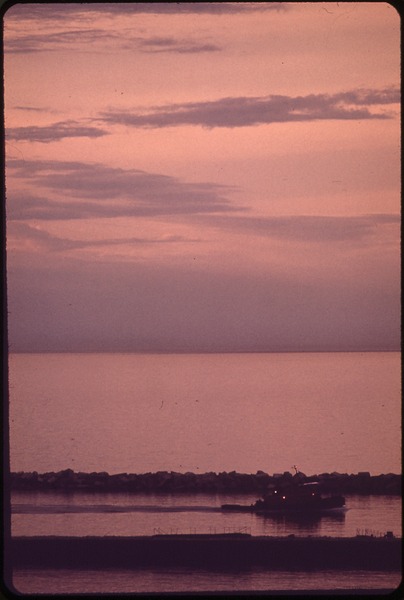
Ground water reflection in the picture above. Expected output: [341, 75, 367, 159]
[257, 511, 346, 536]
[260, 511, 346, 526]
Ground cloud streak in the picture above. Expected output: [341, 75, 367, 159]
[4, 2, 283, 54]
[7, 159, 239, 220]
[5, 3, 286, 21]
[8, 222, 196, 253]
[7, 153, 398, 253]
[137, 37, 221, 54]
[200, 213, 400, 244]
[7, 158, 400, 251]
[6, 120, 109, 143]
[7, 87, 397, 143]
[12, 212, 398, 252]
[101, 87, 399, 129]
[5, 28, 222, 54]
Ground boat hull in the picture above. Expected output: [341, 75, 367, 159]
[221, 504, 348, 515]
[254, 506, 348, 515]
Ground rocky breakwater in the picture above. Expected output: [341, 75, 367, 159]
[9, 469, 402, 495]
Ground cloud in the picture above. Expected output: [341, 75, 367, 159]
[7, 222, 195, 253]
[7, 159, 400, 251]
[13, 106, 49, 112]
[7, 155, 399, 256]
[4, 28, 120, 53]
[7, 90, 398, 145]
[332, 88, 401, 106]
[4, 28, 222, 54]
[199, 213, 400, 244]
[4, 2, 282, 54]
[101, 87, 399, 129]
[6, 121, 109, 143]
[136, 37, 221, 54]
[5, 3, 286, 21]
[7, 159, 239, 220]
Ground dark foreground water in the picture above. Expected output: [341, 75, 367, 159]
[11, 566, 402, 595]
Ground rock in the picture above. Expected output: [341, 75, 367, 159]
[8, 470, 402, 495]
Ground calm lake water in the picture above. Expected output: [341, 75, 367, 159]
[6, 351, 402, 594]
[8, 351, 401, 475]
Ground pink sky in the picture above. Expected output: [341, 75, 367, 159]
[3, 2, 401, 352]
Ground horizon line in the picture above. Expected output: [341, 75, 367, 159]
[7, 348, 400, 355]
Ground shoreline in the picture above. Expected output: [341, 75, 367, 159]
[9, 470, 402, 495]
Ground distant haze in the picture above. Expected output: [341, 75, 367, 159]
[4, 2, 400, 353]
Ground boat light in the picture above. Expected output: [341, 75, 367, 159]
[282, 496, 286, 500]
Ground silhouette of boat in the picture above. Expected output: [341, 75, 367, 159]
[222, 481, 346, 514]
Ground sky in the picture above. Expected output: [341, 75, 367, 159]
[3, 2, 401, 353]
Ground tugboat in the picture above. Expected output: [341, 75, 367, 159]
[252, 481, 346, 514]
[222, 469, 346, 514]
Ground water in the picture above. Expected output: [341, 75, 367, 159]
[8, 352, 401, 475]
[8, 490, 403, 594]
[6, 351, 402, 594]
[11, 567, 402, 595]
[10, 492, 401, 538]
